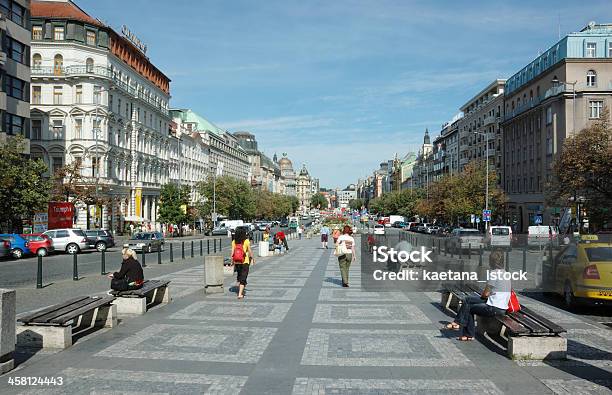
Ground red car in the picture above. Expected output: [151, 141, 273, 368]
[21, 233, 54, 257]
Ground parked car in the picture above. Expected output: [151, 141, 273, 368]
[374, 224, 386, 235]
[408, 223, 422, 232]
[21, 233, 54, 256]
[0, 234, 31, 259]
[0, 238, 10, 258]
[528, 225, 559, 248]
[548, 234, 612, 308]
[416, 223, 431, 233]
[392, 221, 407, 228]
[42, 228, 90, 254]
[426, 226, 440, 235]
[211, 225, 231, 236]
[449, 228, 484, 251]
[84, 229, 116, 252]
[279, 220, 289, 228]
[485, 226, 512, 249]
[127, 232, 163, 252]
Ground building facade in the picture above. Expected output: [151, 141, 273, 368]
[30, 0, 172, 232]
[234, 131, 282, 193]
[337, 185, 357, 208]
[0, 0, 31, 152]
[296, 164, 313, 212]
[502, 22, 612, 231]
[276, 153, 296, 196]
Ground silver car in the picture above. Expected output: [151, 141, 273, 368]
[0, 238, 10, 258]
[127, 232, 163, 252]
[43, 228, 90, 254]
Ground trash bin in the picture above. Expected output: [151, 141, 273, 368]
[204, 255, 224, 294]
[258, 241, 269, 257]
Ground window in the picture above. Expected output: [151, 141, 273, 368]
[109, 94, 113, 110]
[32, 26, 43, 40]
[589, 100, 603, 119]
[54, 26, 65, 41]
[53, 54, 63, 75]
[93, 118, 101, 139]
[32, 53, 42, 69]
[609, 42, 612, 57]
[546, 106, 552, 125]
[586, 42, 596, 57]
[53, 86, 62, 104]
[91, 157, 99, 178]
[10, 1, 24, 26]
[4, 75, 27, 101]
[86, 30, 96, 46]
[75, 85, 82, 104]
[74, 118, 82, 139]
[3, 113, 25, 136]
[31, 119, 42, 140]
[85, 58, 94, 73]
[7, 37, 26, 64]
[117, 98, 121, 114]
[586, 70, 597, 87]
[51, 119, 63, 139]
[52, 157, 64, 174]
[93, 85, 101, 104]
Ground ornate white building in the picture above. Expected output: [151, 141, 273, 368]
[296, 164, 313, 212]
[276, 153, 296, 196]
[29, 0, 172, 232]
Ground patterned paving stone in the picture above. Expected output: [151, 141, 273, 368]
[301, 328, 471, 366]
[169, 300, 292, 322]
[292, 378, 503, 394]
[19, 368, 248, 394]
[517, 301, 584, 324]
[542, 379, 612, 394]
[246, 277, 308, 287]
[206, 287, 301, 300]
[249, 269, 313, 277]
[318, 288, 409, 302]
[312, 303, 429, 324]
[95, 324, 276, 363]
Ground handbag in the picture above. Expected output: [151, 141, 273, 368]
[111, 277, 129, 291]
[334, 240, 350, 256]
[507, 290, 521, 313]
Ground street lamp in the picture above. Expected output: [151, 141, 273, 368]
[474, 130, 490, 230]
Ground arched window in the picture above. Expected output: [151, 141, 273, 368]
[86, 58, 94, 73]
[53, 54, 63, 75]
[586, 70, 597, 87]
[32, 53, 42, 70]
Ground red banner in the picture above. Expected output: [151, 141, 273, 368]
[48, 202, 75, 229]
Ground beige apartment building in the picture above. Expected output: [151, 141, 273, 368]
[502, 23, 612, 231]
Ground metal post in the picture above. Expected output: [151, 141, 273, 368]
[468, 244, 471, 260]
[522, 246, 527, 272]
[191, 240, 194, 258]
[200, 240, 203, 256]
[219, 238, 222, 251]
[101, 250, 106, 274]
[141, 249, 146, 267]
[170, 243, 174, 262]
[181, 241, 185, 259]
[207, 239, 210, 254]
[37, 255, 43, 289]
[73, 253, 78, 281]
[214, 239, 217, 253]
[505, 251, 510, 271]
[478, 245, 483, 267]
[158, 248, 162, 264]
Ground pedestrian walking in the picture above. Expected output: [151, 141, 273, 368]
[231, 227, 254, 299]
[335, 225, 355, 287]
[320, 224, 330, 249]
[263, 227, 270, 242]
[298, 225, 303, 239]
[332, 226, 341, 245]
[129, 223, 135, 236]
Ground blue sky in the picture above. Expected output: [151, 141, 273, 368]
[80, 0, 612, 188]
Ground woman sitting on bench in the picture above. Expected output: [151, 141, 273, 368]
[444, 249, 510, 341]
[108, 248, 144, 291]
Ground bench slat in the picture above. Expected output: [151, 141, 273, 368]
[519, 306, 566, 334]
[18, 296, 90, 324]
[24, 297, 101, 324]
[49, 296, 115, 325]
[495, 315, 530, 336]
[509, 312, 551, 334]
[111, 280, 170, 297]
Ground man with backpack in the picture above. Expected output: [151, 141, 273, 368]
[231, 227, 254, 299]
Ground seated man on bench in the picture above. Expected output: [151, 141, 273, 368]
[108, 248, 144, 291]
[444, 249, 510, 341]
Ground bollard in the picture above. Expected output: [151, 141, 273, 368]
[219, 238, 222, 251]
[479, 245, 483, 267]
[468, 244, 471, 259]
[101, 250, 106, 275]
[191, 240, 194, 258]
[505, 251, 510, 271]
[522, 246, 527, 272]
[182, 241, 185, 260]
[73, 253, 78, 281]
[214, 239, 217, 253]
[37, 255, 43, 289]
[200, 240, 203, 256]
[207, 239, 210, 254]
[158, 248, 162, 264]
[170, 243, 174, 262]
[141, 249, 146, 267]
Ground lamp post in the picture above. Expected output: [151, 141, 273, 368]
[474, 130, 490, 230]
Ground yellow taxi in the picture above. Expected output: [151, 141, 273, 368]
[553, 234, 612, 308]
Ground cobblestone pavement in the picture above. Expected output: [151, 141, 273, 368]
[0, 237, 611, 394]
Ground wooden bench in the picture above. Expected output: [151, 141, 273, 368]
[109, 279, 171, 315]
[441, 284, 567, 360]
[16, 296, 116, 349]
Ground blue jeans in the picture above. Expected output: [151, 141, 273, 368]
[455, 295, 505, 337]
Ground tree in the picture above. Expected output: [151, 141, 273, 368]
[310, 193, 328, 209]
[0, 135, 52, 232]
[157, 183, 191, 226]
[288, 196, 300, 214]
[548, 109, 612, 230]
[196, 175, 256, 221]
[349, 198, 364, 211]
[51, 159, 111, 207]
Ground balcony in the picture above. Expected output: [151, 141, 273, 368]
[459, 157, 469, 166]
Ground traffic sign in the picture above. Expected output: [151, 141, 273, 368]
[534, 214, 543, 225]
[470, 214, 476, 224]
[482, 209, 491, 222]
[476, 217, 481, 224]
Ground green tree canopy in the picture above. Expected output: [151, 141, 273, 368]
[310, 193, 328, 209]
[157, 183, 191, 225]
[0, 135, 52, 232]
[348, 198, 364, 211]
[197, 175, 256, 220]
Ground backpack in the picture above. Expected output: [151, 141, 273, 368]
[232, 243, 245, 263]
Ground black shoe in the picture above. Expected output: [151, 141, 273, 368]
[342, 283, 349, 287]
[142, 264, 147, 268]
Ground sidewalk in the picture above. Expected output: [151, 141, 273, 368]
[0, 237, 610, 394]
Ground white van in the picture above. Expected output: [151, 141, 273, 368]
[219, 220, 244, 231]
[486, 226, 512, 248]
[528, 225, 559, 247]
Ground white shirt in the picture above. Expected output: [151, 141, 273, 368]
[337, 234, 355, 254]
[486, 269, 511, 310]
